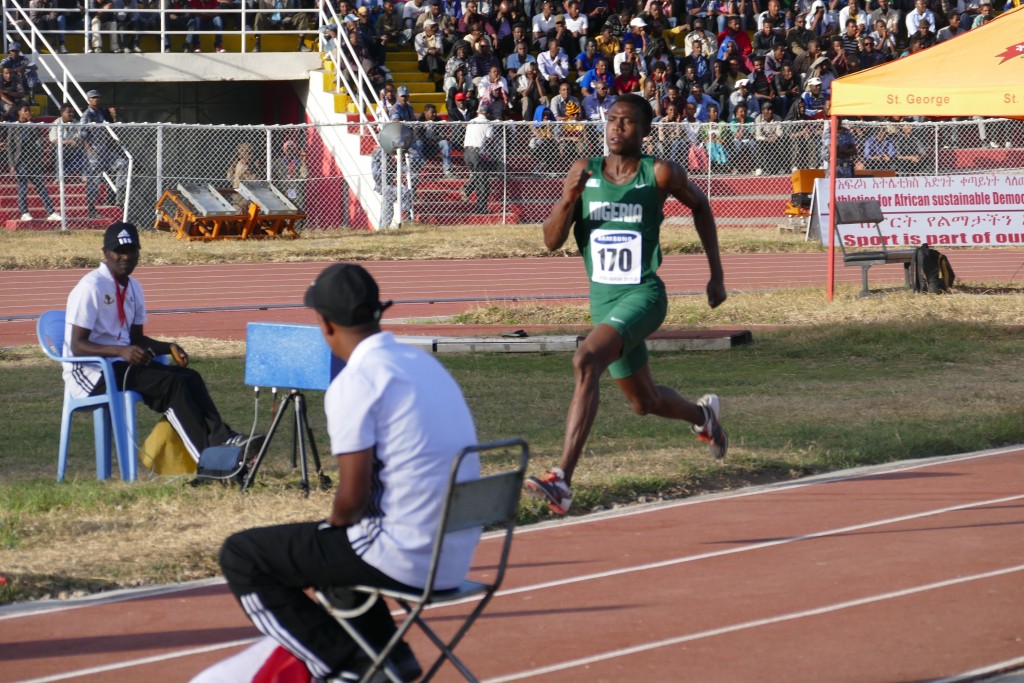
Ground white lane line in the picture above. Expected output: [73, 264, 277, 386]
[513, 445, 1024, 535]
[929, 655, 1024, 683]
[483, 564, 1024, 683]
[10, 638, 260, 683]
[439, 492, 1024, 608]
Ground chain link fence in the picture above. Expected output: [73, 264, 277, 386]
[1, 118, 1022, 232]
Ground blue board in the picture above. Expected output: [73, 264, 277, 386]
[244, 322, 345, 391]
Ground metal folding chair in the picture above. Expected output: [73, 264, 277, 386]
[36, 309, 159, 481]
[317, 437, 530, 683]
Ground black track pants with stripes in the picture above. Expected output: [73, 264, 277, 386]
[97, 362, 234, 460]
[220, 521, 414, 679]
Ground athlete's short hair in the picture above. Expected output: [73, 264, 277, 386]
[614, 94, 654, 128]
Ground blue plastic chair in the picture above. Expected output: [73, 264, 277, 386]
[36, 309, 147, 482]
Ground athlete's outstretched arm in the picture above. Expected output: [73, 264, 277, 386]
[543, 158, 591, 251]
[655, 159, 727, 308]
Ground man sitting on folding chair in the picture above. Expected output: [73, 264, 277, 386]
[219, 263, 481, 683]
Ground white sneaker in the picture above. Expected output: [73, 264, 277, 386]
[1006, 141, 1013, 148]
[989, 141, 999, 148]
[20, 212, 32, 220]
[691, 394, 728, 459]
[47, 212, 61, 221]
[754, 168, 764, 176]
[58, 44, 68, 54]
[131, 45, 142, 53]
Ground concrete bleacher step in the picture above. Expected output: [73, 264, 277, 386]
[413, 203, 520, 225]
[3, 209, 120, 231]
[402, 82, 440, 94]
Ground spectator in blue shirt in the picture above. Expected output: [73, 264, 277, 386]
[863, 124, 897, 170]
[687, 82, 718, 122]
[504, 39, 536, 79]
[578, 56, 614, 96]
[574, 38, 605, 76]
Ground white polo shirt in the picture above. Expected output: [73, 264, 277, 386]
[325, 331, 480, 590]
[63, 261, 146, 398]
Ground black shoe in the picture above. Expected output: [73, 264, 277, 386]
[223, 431, 266, 458]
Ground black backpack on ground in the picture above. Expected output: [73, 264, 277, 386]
[911, 243, 955, 293]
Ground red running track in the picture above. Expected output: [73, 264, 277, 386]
[1, 448, 1022, 682]
[2, 251, 1024, 346]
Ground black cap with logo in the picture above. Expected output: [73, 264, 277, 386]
[103, 222, 141, 252]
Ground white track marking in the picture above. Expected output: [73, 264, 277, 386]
[10, 638, 259, 683]
[483, 564, 1024, 683]
[422, 492, 1024, 609]
[929, 655, 1024, 683]
[513, 445, 1024, 535]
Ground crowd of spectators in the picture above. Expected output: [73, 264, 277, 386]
[2, 0, 1018, 178]
[331, 0, 1018, 178]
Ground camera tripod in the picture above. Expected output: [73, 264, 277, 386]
[241, 389, 331, 496]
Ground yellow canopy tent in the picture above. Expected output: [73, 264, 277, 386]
[823, 5, 1024, 298]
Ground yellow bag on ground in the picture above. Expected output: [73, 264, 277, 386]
[139, 418, 197, 475]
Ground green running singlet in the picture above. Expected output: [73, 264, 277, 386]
[572, 155, 668, 379]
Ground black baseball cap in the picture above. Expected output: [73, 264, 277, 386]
[304, 263, 393, 326]
[103, 222, 141, 252]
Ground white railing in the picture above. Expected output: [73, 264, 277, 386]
[317, 2, 381, 137]
[1, 1, 318, 54]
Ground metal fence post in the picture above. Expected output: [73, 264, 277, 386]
[265, 128, 273, 182]
[55, 123, 66, 230]
[395, 146, 403, 230]
[502, 123, 508, 225]
[156, 124, 164, 200]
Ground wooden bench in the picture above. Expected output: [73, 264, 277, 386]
[834, 200, 917, 297]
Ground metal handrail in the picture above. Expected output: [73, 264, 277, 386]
[318, 3, 382, 140]
[1, 3, 319, 54]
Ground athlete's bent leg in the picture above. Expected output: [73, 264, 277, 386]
[615, 363, 705, 425]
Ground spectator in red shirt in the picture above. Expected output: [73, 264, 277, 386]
[717, 14, 752, 57]
[614, 61, 640, 94]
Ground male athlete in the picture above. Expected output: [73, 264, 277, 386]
[525, 93, 728, 515]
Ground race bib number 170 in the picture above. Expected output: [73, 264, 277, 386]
[590, 229, 641, 285]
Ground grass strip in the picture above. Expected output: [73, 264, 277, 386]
[2, 319, 1023, 603]
[0, 225, 820, 271]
